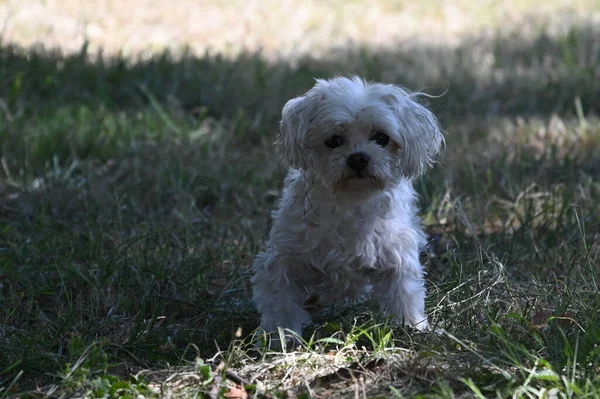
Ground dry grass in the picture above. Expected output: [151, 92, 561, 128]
[1, 0, 599, 57]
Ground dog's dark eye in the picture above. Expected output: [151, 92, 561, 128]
[369, 131, 390, 147]
[325, 135, 344, 149]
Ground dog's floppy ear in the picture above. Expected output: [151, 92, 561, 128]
[383, 88, 444, 178]
[276, 91, 321, 169]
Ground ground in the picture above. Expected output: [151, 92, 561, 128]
[0, 1, 599, 398]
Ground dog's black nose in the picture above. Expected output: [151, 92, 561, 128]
[346, 152, 370, 171]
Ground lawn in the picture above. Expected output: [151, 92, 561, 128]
[1, 1, 600, 398]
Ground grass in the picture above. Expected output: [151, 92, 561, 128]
[2, 0, 598, 57]
[1, 1, 600, 397]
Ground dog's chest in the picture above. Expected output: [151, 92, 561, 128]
[302, 205, 383, 269]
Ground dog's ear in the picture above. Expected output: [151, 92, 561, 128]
[382, 88, 444, 178]
[276, 91, 321, 169]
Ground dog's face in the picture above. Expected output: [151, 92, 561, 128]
[277, 76, 443, 194]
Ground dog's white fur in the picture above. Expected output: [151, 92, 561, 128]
[251, 76, 443, 345]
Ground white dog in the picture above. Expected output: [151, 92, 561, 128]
[251, 76, 444, 346]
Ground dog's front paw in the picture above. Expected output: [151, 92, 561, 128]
[411, 316, 429, 332]
[387, 313, 430, 333]
[254, 328, 303, 351]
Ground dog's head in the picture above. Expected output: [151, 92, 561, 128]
[277, 76, 444, 194]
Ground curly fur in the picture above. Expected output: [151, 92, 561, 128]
[252, 76, 444, 347]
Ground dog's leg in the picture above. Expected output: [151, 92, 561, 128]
[251, 253, 310, 348]
[372, 266, 429, 331]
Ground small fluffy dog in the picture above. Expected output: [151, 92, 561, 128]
[251, 76, 444, 346]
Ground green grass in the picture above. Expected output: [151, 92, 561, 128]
[1, 11, 600, 399]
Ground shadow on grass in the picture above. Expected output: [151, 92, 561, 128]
[1, 20, 600, 130]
